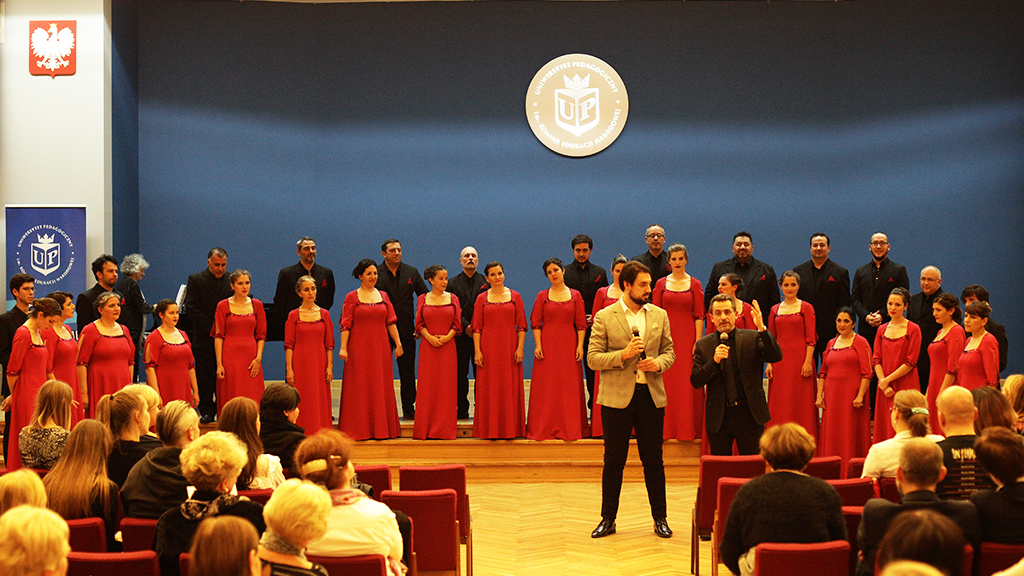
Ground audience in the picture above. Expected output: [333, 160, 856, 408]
[973, 386, 1017, 434]
[1001, 374, 1024, 434]
[121, 400, 201, 518]
[935, 386, 994, 499]
[862, 390, 943, 479]
[0, 505, 70, 576]
[259, 383, 306, 473]
[122, 383, 165, 447]
[879, 561, 946, 576]
[18, 380, 73, 470]
[970, 426, 1024, 544]
[98, 389, 157, 487]
[0, 468, 48, 515]
[189, 516, 262, 576]
[219, 396, 286, 490]
[258, 479, 332, 576]
[875, 509, 967, 576]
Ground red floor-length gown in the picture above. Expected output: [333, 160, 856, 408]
[413, 295, 461, 440]
[43, 327, 84, 425]
[212, 299, 266, 415]
[527, 289, 589, 441]
[818, 335, 873, 474]
[926, 325, 965, 433]
[6, 326, 50, 470]
[77, 322, 135, 418]
[872, 321, 922, 441]
[145, 329, 196, 406]
[589, 287, 618, 437]
[285, 308, 334, 433]
[766, 301, 818, 435]
[472, 291, 527, 439]
[958, 332, 1000, 391]
[338, 291, 400, 440]
[653, 277, 705, 441]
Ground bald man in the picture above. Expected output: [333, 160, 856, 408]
[909, 266, 948, 394]
[447, 246, 488, 419]
[935, 386, 995, 500]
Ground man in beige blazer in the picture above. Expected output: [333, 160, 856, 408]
[587, 261, 676, 539]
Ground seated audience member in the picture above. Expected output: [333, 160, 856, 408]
[857, 438, 981, 576]
[18, 380, 73, 470]
[876, 509, 967, 576]
[995, 558, 1024, 576]
[0, 468, 48, 515]
[42, 419, 120, 551]
[970, 426, 1024, 544]
[973, 386, 1017, 434]
[258, 479, 332, 576]
[0, 505, 70, 576]
[935, 386, 994, 499]
[99, 389, 157, 487]
[879, 561, 946, 576]
[1001, 374, 1024, 433]
[295, 430, 406, 576]
[122, 384, 165, 448]
[121, 400, 201, 518]
[154, 431, 266, 576]
[219, 397, 286, 490]
[863, 390, 943, 479]
[190, 516, 261, 576]
[259, 383, 306, 473]
[719, 423, 846, 576]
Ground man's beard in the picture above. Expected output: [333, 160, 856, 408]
[628, 292, 649, 306]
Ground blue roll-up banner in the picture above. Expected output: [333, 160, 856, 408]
[5, 206, 87, 327]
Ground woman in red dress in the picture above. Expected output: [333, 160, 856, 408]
[145, 299, 198, 407]
[284, 275, 334, 433]
[2, 298, 62, 470]
[766, 271, 818, 435]
[212, 270, 266, 415]
[959, 301, 1000, 390]
[816, 307, 872, 474]
[872, 287, 922, 442]
[527, 258, 588, 441]
[413, 265, 461, 440]
[590, 255, 627, 438]
[338, 259, 402, 440]
[704, 273, 754, 334]
[652, 244, 705, 442]
[926, 293, 965, 432]
[42, 291, 84, 424]
[77, 292, 135, 417]
[472, 261, 527, 439]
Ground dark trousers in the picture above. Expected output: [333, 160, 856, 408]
[455, 334, 475, 418]
[193, 338, 218, 417]
[395, 330, 417, 415]
[583, 327, 596, 413]
[706, 404, 763, 455]
[601, 385, 666, 520]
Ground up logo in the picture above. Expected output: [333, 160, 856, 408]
[13, 224, 76, 285]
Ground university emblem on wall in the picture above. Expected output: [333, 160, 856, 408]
[30, 21, 77, 78]
[13, 224, 77, 286]
[526, 54, 628, 158]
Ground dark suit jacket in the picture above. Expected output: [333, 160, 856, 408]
[971, 481, 1024, 544]
[185, 269, 232, 345]
[691, 328, 782, 433]
[75, 283, 106, 331]
[793, 259, 851, 350]
[705, 257, 780, 314]
[982, 317, 1008, 374]
[851, 258, 909, 339]
[448, 270, 488, 333]
[274, 261, 336, 312]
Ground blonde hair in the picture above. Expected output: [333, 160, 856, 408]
[1001, 374, 1024, 423]
[0, 505, 70, 576]
[156, 400, 199, 447]
[262, 479, 332, 546]
[180, 431, 248, 492]
[95, 389, 147, 438]
[123, 383, 161, 411]
[29, 380, 72, 431]
[0, 469, 47, 515]
[760, 423, 816, 471]
[189, 516, 259, 576]
[878, 561, 945, 576]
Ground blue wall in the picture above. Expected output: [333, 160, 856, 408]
[132, 0, 1024, 378]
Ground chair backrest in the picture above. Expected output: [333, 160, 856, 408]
[827, 478, 876, 508]
[964, 544, 974, 576]
[355, 464, 393, 501]
[804, 456, 843, 480]
[237, 488, 274, 505]
[877, 477, 900, 503]
[67, 551, 159, 576]
[715, 477, 749, 536]
[842, 506, 863, 576]
[977, 542, 1024, 576]
[400, 464, 469, 540]
[66, 517, 107, 553]
[120, 517, 159, 551]
[308, 554, 389, 576]
[847, 458, 866, 480]
[180, 552, 191, 576]
[381, 488, 458, 572]
[697, 455, 766, 532]
[753, 540, 851, 576]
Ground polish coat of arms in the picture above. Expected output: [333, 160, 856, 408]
[30, 21, 77, 78]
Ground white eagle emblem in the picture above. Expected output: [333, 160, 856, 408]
[31, 23, 75, 72]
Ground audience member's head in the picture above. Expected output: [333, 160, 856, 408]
[760, 423, 816, 472]
[156, 400, 200, 448]
[261, 479, 332, 550]
[294, 430, 354, 491]
[974, 426, 1024, 488]
[936, 386, 977, 435]
[1001, 374, 1024, 426]
[122, 384, 161, 430]
[973, 386, 1016, 434]
[43, 420, 113, 520]
[897, 438, 946, 490]
[189, 516, 260, 576]
[96, 389, 149, 440]
[180, 431, 248, 493]
[218, 397, 264, 489]
[0, 505, 70, 576]
[876, 509, 966, 576]
[259, 383, 301, 427]
[0, 469, 47, 515]
[878, 561, 945, 576]
[30, 380, 73, 432]
[893, 390, 932, 437]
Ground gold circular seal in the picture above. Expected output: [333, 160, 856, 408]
[526, 54, 629, 158]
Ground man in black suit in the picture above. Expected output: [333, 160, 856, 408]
[704, 231, 779, 314]
[851, 232, 910, 350]
[185, 247, 232, 422]
[376, 238, 428, 419]
[75, 254, 119, 330]
[793, 232, 851, 365]
[1, 273, 34, 460]
[565, 233, 609, 415]
[961, 284, 1008, 375]
[631, 224, 670, 283]
[447, 246, 488, 420]
[274, 236, 336, 312]
[692, 293, 782, 455]
[909, 266, 947, 394]
[857, 438, 981, 576]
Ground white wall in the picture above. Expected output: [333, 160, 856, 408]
[0, 0, 111, 309]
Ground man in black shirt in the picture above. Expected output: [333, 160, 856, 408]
[793, 233, 851, 366]
[185, 248, 231, 422]
[272, 237, 336, 340]
[447, 246, 488, 420]
[564, 234, 609, 415]
[631, 224, 670, 284]
[75, 254, 118, 330]
[851, 233, 910, 350]
[376, 238, 428, 419]
[1, 273, 34, 461]
[935, 386, 993, 500]
[961, 284, 1008, 375]
[909, 266, 947, 394]
[705, 231, 779, 314]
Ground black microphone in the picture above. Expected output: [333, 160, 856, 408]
[632, 327, 647, 360]
[719, 332, 730, 346]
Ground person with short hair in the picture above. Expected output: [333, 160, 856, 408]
[447, 246, 488, 420]
[75, 255, 118, 330]
[961, 285, 1008, 374]
[283, 275, 334, 433]
[862, 390, 943, 479]
[704, 231, 780, 314]
[18, 380, 73, 470]
[121, 400, 201, 519]
[41, 292, 82, 424]
[375, 239, 428, 420]
[935, 386, 994, 499]
[793, 233, 852, 365]
[959, 301, 1000, 390]
[719, 423, 846, 576]
[113, 253, 154, 381]
[925, 293, 965, 433]
[704, 273, 755, 334]
[2, 274, 37, 458]
[0, 505, 70, 576]
[564, 234, 609, 414]
[632, 224, 670, 283]
[851, 233, 910, 352]
[219, 397, 286, 490]
[213, 269, 267, 413]
[876, 509, 967, 576]
[872, 287, 922, 441]
[971, 426, 1024, 543]
[190, 516, 261, 576]
[414, 264, 461, 440]
[257, 479, 332, 576]
[908, 266, 947, 396]
[185, 247, 231, 423]
[76, 292, 135, 417]
[259, 383, 306, 473]
[0, 468, 47, 515]
[274, 236, 336, 314]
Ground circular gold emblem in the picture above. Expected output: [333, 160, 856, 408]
[526, 54, 629, 158]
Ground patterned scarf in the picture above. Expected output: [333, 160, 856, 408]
[180, 492, 244, 521]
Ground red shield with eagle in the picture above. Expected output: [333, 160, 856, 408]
[30, 21, 76, 78]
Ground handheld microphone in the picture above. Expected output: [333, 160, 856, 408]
[719, 332, 729, 345]
[632, 327, 648, 360]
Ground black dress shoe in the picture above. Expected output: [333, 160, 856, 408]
[591, 519, 616, 538]
[654, 517, 673, 538]
[199, 413, 216, 424]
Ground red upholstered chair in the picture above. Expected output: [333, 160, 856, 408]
[399, 464, 472, 576]
[753, 540, 851, 576]
[238, 487, 274, 505]
[826, 478, 876, 507]
[712, 477, 751, 576]
[355, 464, 393, 501]
[120, 517, 159, 551]
[67, 551, 159, 576]
[977, 542, 1024, 576]
[308, 554, 389, 576]
[846, 458, 866, 480]
[963, 545, 975, 576]
[382, 489, 459, 576]
[180, 552, 192, 576]
[877, 477, 900, 503]
[842, 506, 863, 576]
[691, 455, 766, 576]
[66, 517, 107, 552]
[804, 456, 843, 480]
